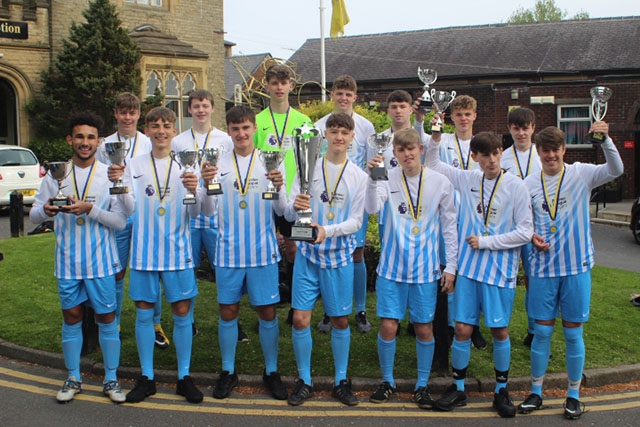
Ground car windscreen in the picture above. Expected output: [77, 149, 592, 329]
[0, 149, 39, 166]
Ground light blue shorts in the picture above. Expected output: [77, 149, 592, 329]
[191, 226, 218, 268]
[292, 252, 354, 316]
[57, 276, 117, 314]
[215, 263, 280, 306]
[453, 276, 515, 328]
[527, 271, 591, 323]
[129, 269, 198, 304]
[375, 276, 437, 324]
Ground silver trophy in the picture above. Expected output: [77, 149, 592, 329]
[104, 140, 130, 194]
[417, 67, 437, 112]
[290, 123, 322, 242]
[431, 90, 456, 133]
[202, 146, 224, 195]
[367, 133, 393, 181]
[258, 150, 284, 200]
[44, 161, 70, 207]
[586, 86, 612, 144]
[170, 150, 200, 204]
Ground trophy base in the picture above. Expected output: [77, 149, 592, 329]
[586, 131, 606, 144]
[371, 167, 389, 181]
[51, 198, 70, 207]
[290, 225, 317, 242]
[431, 123, 443, 133]
[262, 192, 279, 200]
[419, 99, 433, 112]
[183, 197, 197, 205]
[206, 183, 223, 196]
[110, 186, 128, 195]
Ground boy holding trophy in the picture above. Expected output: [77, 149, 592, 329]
[285, 113, 367, 406]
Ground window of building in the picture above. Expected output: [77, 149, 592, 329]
[125, 0, 163, 6]
[145, 70, 198, 133]
[557, 104, 592, 145]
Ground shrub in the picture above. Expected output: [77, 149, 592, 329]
[28, 138, 73, 163]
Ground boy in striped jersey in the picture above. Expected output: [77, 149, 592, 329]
[31, 112, 127, 403]
[518, 124, 623, 420]
[426, 131, 533, 417]
[315, 75, 376, 333]
[501, 107, 542, 348]
[200, 105, 288, 401]
[365, 128, 458, 407]
[284, 113, 368, 406]
[114, 107, 204, 404]
[171, 89, 233, 340]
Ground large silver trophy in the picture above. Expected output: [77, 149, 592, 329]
[170, 150, 200, 204]
[586, 86, 612, 144]
[367, 133, 393, 181]
[258, 150, 284, 200]
[417, 67, 437, 112]
[202, 146, 224, 195]
[104, 140, 130, 194]
[290, 124, 322, 242]
[431, 90, 456, 133]
[44, 161, 70, 207]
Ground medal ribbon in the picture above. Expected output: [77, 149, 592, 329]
[513, 145, 533, 179]
[191, 128, 211, 168]
[269, 106, 290, 148]
[322, 158, 348, 207]
[117, 132, 138, 161]
[233, 149, 257, 197]
[71, 161, 97, 201]
[150, 156, 173, 202]
[454, 134, 473, 170]
[400, 167, 425, 222]
[541, 166, 566, 222]
[480, 171, 504, 231]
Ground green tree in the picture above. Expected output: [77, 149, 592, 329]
[26, 0, 141, 138]
[507, 0, 589, 23]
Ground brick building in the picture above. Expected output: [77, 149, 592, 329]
[0, 0, 226, 147]
[289, 17, 640, 198]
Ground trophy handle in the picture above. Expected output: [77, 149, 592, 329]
[430, 88, 436, 100]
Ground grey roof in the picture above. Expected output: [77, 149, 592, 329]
[130, 25, 208, 59]
[225, 53, 271, 99]
[288, 17, 640, 85]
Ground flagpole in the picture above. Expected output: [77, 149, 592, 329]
[319, 0, 327, 102]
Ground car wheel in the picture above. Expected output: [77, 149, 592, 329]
[633, 214, 640, 245]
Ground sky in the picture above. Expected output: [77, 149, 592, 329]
[224, 0, 639, 60]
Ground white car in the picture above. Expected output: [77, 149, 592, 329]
[0, 145, 44, 207]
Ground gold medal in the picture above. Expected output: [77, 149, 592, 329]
[327, 211, 335, 220]
[157, 207, 166, 216]
[76, 218, 85, 225]
[550, 225, 557, 233]
[483, 232, 489, 236]
[412, 226, 420, 235]
[239, 200, 247, 209]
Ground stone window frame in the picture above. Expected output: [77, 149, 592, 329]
[146, 69, 198, 133]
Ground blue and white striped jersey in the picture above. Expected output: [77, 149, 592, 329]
[171, 127, 233, 230]
[316, 112, 375, 169]
[212, 149, 286, 268]
[285, 158, 367, 268]
[31, 161, 126, 279]
[524, 138, 623, 277]
[501, 145, 542, 180]
[366, 167, 458, 283]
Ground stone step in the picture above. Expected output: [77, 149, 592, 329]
[595, 210, 631, 223]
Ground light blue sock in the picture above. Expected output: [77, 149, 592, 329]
[97, 320, 120, 382]
[153, 294, 162, 325]
[416, 338, 434, 389]
[493, 337, 511, 393]
[173, 313, 192, 379]
[564, 326, 585, 400]
[353, 260, 367, 313]
[115, 278, 124, 327]
[331, 326, 351, 385]
[61, 321, 83, 380]
[377, 334, 396, 386]
[292, 326, 313, 385]
[531, 323, 554, 397]
[135, 307, 155, 379]
[452, 338, 471, 391]
[219, 317, 238, 374]
[259, 318, 279, 374]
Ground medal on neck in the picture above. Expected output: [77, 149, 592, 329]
[322, 158, 348, 221]
[191, 128, 211, 168]
[479, 171, 503, 236]
[71, 161, 97, 225]
[269, 106, 290, 149]
[233, 149, 257, 209]
[513, 145, 533, 179]
[455, 134, 473, 170]
[541, 166, 566, 233]
[400, 167, 425, 235]
[150, 156, 173, 216]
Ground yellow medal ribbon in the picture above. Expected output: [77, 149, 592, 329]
[117, 132, 139, 161]
[400, 166, 425, 223]
[191, 128, 211, 169]
[480, 171, 504, 234]
[71, 160, 97, 201]
[150, 156, 173, 203]
[269, 106, 290, 149]
[322, 158, 348, 220]
[454, 134, 473, 170]
[512, 145, 533, 179]
[233, 149, 257, 199]
[541, 166, 566, 231]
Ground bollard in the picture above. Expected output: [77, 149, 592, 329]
[9, 191, 24, 237]
[431, 286, 450, 374]
[81, 305, 99, 355]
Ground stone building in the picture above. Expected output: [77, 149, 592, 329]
[0, 0, 226, 147]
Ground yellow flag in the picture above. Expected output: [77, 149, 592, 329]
[330, 0, 350, 39]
